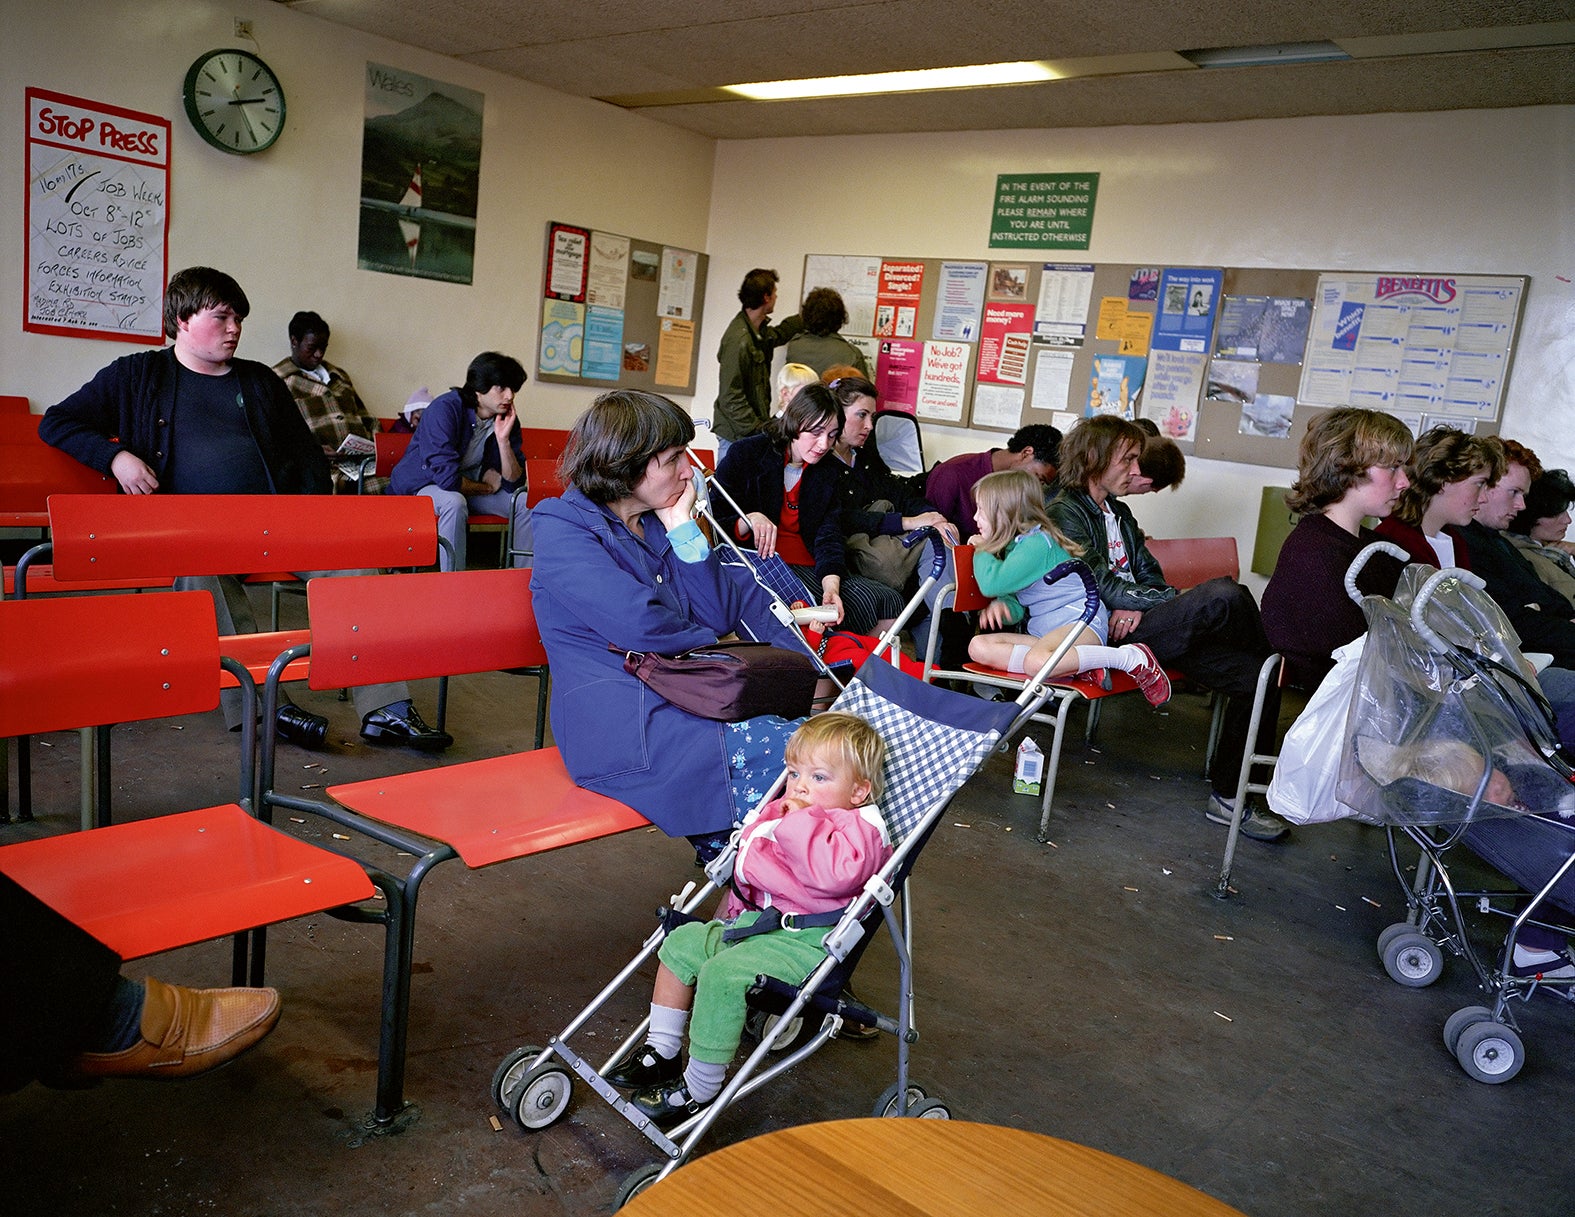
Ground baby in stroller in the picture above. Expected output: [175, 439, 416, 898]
[1383, 738, 1575, 980]
[607, 712, 891, 1124]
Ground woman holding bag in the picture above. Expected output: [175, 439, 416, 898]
[533, 391, 805, 855]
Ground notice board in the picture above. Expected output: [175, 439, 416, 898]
[536, 223, 709, 395]
[804, 253, 1527, 468]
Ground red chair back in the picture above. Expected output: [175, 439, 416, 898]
[1146, 536, 1239, 590]
[375, 430, 414, 477]
[0, 394, 30, 413]
[0, 413, 41, 443]
[517, 427, 570, 460]
[305, 568, 543, 689]
[946, 544, 991, 613]
[46, 494, 438, 582]
[0, 443, 114, 515]
[0, 591, 220, 735]
[524, 457, 565, 506]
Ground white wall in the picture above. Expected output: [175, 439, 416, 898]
[2, 0, 716, 428]
[701, 109, 1575, 583]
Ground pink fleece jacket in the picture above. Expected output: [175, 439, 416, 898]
[726, 797, 892, 917]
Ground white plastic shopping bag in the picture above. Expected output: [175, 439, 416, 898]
[1267, 636, 1369, 825]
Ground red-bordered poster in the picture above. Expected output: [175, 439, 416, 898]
[25, 88, 170, 343]
[545, 222, 590, 302]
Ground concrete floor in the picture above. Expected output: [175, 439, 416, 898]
[3, 592, 1571, 1216]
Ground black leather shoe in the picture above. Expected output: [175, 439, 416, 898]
[630, 1080, 710, 1128]
[275, 704, 328, 750]
[605, 1043, 682, 1090]
[360, 702, 452, 752]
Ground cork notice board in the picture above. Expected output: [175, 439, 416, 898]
[804, 253, 1527, 465]
[537, 223, 709, 395]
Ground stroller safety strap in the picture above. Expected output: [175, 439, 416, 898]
[722, 906, 845, 942]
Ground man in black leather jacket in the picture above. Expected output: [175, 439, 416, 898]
[1049, 415, 1288, 842]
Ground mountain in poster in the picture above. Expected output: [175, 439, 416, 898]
[361, 91, 482, 218]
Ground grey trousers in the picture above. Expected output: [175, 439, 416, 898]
[176, 573, 408, 728]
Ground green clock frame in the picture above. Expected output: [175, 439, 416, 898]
[182, 48, 286, 155]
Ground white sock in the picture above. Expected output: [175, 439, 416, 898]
[647, 1003, 688, 1060]
[1512, 944, 1563, 965]
[1076, 644, 1144, 674]
[683, 1057, 728, 1103]
[1006, 643, 1031, 673]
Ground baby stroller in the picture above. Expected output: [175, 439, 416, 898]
[489, 474, 1101, 1203]
[1336, 547, 1575, 1084]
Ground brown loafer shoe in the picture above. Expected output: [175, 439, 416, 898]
[66, 977, 281, 1081]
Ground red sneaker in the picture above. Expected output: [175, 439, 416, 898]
[1128, 644, 1172, 707]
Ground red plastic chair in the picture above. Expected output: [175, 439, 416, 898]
[7, 495, 439, 824]
[923, 544, 1195, 837]
[1147, 536, 1239, 589]
[0, 413, 41, 443]
[45, 493, 438, 689]
[517, 427, 570, 460]
[373, 430, 414, 478]
[376, 430, 515, 566]
[259, 569, 646, 1119]
[0, 441, 114, 529]
[0, 588, 394, 1115]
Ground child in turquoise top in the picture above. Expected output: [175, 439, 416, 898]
[967, 470, 1171, 706]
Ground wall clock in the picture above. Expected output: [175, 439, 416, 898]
[182, 48, 286, 155]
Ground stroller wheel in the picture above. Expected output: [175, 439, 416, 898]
[1442, 1006, 1494, 1057]
[1455, 1020, 1525, 1084]
[1375, 922, 1415, 960]
[908, 1096, 953, 1119]
[614, 1163, 667, 1210]
[1381, 931, 1444, 987]
[511, 1062, 573, 1131]
[491, 1044, 546, 1114]
[872, 1080, 930, 1118]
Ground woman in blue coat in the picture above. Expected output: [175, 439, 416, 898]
[533, 391, 802, 847]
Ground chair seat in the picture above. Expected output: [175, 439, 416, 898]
[327, 747, 649, 868]
[4, 564, 160, 596]
[0, 804, 375, 962]
[218, 630, 312, 688]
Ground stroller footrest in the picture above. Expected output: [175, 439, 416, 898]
[747, 974, 883, 1029]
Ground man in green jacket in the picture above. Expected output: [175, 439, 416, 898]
[713, 268, 802, 460]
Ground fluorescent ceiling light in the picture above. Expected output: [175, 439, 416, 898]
[1182, 41, 1352, 69]
[723, 61, 1057, 102]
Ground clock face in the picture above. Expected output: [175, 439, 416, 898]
[183, 49, 286, 155]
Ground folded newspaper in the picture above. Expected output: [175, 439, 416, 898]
[336, 434, 375, 457]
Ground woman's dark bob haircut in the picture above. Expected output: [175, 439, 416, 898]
[561, 390, 696, 504]
[767, 383, 841, 445]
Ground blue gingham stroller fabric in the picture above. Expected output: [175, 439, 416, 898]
[830, 657, 1016, 844]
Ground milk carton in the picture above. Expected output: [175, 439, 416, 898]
[1013, 737, 1044, 795]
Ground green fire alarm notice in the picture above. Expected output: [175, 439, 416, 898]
[989, 173, 1099, 250]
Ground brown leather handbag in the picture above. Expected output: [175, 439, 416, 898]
[618, 641, 818, 722]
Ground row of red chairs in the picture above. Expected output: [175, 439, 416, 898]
[0, 497, 644, 1129]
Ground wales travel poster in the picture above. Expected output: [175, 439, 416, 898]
[358, 63, 483, 284]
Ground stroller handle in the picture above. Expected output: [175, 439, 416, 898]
[1410, 564, 1488, 654]
[1047, 559, 1102, 622]
[902, 526, 949, 582]
[1344, 541, 1411, 605]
